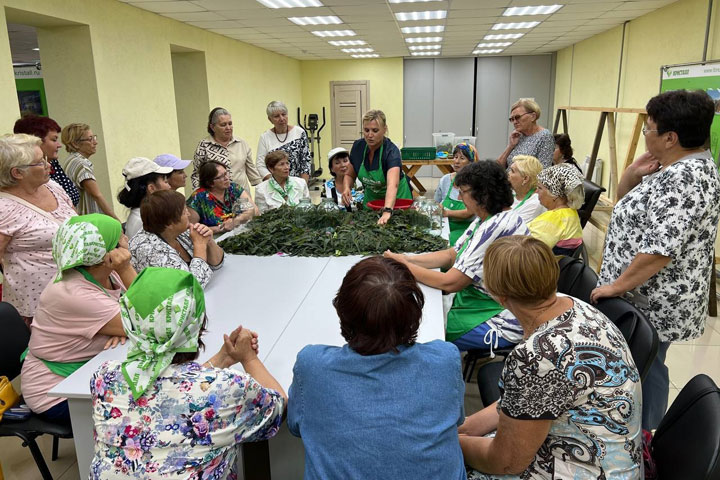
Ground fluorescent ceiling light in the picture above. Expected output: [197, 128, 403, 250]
[289, 16, 342, 25]
[390, 0, 442, 3]
[341, 48, 374, 53]
[503, 4, 563, 16]
[405, 36, 442, 43]
[329, 40, 367, 46]
[408, 45, 441, 50]
[351, 54, 380, 58]
[476, 42, 512, 48]
[395, 10, 446, 21]
[491, 21, 540, 30]
[411, 51, 440, 56]
[401, 25, 444, 34]
[484, 33, 525, 40]
[311, 29, 356, 37]
[473, 49, 503, 54]
[256, 0, 323, 7]
[32, 48, 39, 51]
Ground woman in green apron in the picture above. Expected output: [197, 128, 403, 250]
[507, 154, 545, 225]
[19, 214, 136, 421]
[434, 142, 478, 246]
[343, 109, 412, 224]
[384, 161, 529, 354]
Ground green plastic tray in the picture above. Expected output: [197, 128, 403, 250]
[401, 147, 436, 160]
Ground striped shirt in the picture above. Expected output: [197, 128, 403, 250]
[64, 152, 100, 215]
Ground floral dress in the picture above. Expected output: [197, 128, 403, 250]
[186, 183, 244, 227]
[90, 361, 285, 479]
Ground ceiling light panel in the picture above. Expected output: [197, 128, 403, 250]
[395, 10, 447, 21]
[400, 25, 445, 34]
[288, 16, 342, 25]
[405, 36, 443, 43]
[484, 33, 525, 40]
[491, 21, 540, 30]
[474, 49, 503, 54]
[328, 40, 367, 46]
[311, 29, 356, 37]
[476, 42, 512, 48]
[503, 5, 563, 16]
[256, 0, 323, 8]
[408, 45, 441, 50]
[341, 48, 374, 53]
[390, 0, 443, 3]
[351, 54, 379, 58]
[411, 51, 440, 56]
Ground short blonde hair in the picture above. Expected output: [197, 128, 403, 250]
[61, 123, 90, 153]
[510, 98, 541, 120]
[511, 155, 543, 190]
[363, 109, 387, 129]
[483, 235, 558, 303]
[0, 133, 42, 188]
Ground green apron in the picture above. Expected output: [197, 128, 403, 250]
[358, 143, 412, 208]
[442, 179, 473, 247]
[512, 188, 535, 211]
[445, 219, 505, 342]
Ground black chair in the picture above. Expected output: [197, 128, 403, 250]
[556, 256, 598, 303]
[577, 179, 606, 229]
[462, 345, 514, 382]
[0, 302, 73, 480]
[651, 374, 720, 479]
[594, 297, 658, 381]
[476, 360, 504, 406]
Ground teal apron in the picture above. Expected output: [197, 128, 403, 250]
[442, 179, 473, 247]
[358, 143, 412, 208]
[446, 219, 505, 342]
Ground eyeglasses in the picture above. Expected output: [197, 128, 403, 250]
[23, 156, 50, 168]
[641, 127, 659, 136]
[213, 172, 230, 181]
[508, 112, 533, 123]
[78, 135, 98, 142]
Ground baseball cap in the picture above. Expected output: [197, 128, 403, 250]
[122, 157, 173, 189]
[153, 153, 192, 170]
[327, 147, 349, 162]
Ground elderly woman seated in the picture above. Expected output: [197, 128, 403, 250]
[117, 157, 172, 238]
[384, 161, 529, 354]
[20, 214, 134, 421]
[254, 150, 310, 213]
[460, 236, 642, 479]
[130, 190, 224, 288]
[186, 161, 258, 235]
[288, 256, 466, 479]
[90, 267, 286, 478]
[528, 163, 584, 255]
[507, 155, 546, 225]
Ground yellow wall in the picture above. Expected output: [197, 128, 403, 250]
[300, 58, 404, 178]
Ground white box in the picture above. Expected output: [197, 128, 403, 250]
[432, 132, 455, 154]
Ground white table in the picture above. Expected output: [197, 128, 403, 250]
[49, 254, 444, 479]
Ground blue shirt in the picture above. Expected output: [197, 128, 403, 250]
[349, 137, 406, 180]
[288, 340, 466, 480]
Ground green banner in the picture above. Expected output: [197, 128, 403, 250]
[660, 62, 720, 165]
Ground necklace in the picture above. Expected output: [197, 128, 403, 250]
[524, 297, 558, 339]
[273, 126, 289, 143]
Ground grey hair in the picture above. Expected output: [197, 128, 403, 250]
[0, 133, 42, 188]
[266, 101, 288, 117]
[567, 185, 585, 209]
[207, 107, 230, 136]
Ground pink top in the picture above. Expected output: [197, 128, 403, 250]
[21, 269, 125, 413]
[0, 181, 76, 317]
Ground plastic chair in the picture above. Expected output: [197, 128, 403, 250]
[651, 374, 720, 479]
[556, 256, 598, 303]
[577, 179, 606, 229]
[476, 360, 504, 407]
[0, 302, 73, 480]
[594, 297, 658, 381]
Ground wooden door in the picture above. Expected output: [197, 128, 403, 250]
[331, 81, 369, 150]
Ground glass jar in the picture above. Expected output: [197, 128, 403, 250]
[414, 198, 443, 233]
[295, 197, 316, 226]
[232, 198, 256, 234]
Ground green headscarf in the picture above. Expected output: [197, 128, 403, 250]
[120, 267, 206, 400]
[52, 214, 122, 281]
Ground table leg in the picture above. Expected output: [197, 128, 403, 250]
[67, 398, 94, 479]
[242, 441, 272, 479]
[402, 165, 426, 193]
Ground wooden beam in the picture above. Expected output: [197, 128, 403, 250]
[562, 110, 568, 134]
[586, 111, 607, 181]
[607, 113, 618, 198]
[624, 113, 646, 172]
[553, 108, 562, 133]
[557, 106, 647, 114]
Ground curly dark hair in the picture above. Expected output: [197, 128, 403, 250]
[553, 133, 573, 160]
[453, 160, 514, 215]
[646, 90, 714, 149]
[117, 172, 166, 209]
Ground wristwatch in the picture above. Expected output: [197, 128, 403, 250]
[381, 207, 393, 215]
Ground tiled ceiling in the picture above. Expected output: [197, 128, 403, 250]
[130, 0, 673, 60]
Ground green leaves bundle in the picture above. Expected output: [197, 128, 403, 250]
[218, 206, 448, 257]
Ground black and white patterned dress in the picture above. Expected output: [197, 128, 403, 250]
[598, 151, 720, 342]
[468, 300, 643, 480]
[256, 127, 312, 178]
[507, 128, 555, 169]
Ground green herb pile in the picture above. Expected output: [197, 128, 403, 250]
[218, 206, 448, 257]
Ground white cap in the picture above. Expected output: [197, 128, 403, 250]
[327, 147, 349, 162]
[122, 157, 173, 190]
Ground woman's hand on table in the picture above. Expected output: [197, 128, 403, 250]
[222, 326, 260, 365]
[589, 283, 623, 304]
[377, 211, 392, 225]
[103, 336, 127, 350]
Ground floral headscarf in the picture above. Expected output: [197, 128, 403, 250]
[52, 214, 122, 281]
[537, 163, 584, 199]
[454, 142, 478, 163]
[120, 267, 206, 400]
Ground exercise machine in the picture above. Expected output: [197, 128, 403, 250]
[297, 107, 326, 186]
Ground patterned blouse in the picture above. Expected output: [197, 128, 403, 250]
[257, 127, 312, 178]
[598, 151, 720, 342]
[192, 136, 263, 191]
[186, 183, 244, 228]
[468, 300, 643, 480]
[90, 361, 285, 480]
[129, 230, 223, 289]
[64, 152, 101, 215]
[49, 158, 80, 206]
[507, 128, 555, 169]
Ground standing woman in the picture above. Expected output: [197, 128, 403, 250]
[192, 107, 263, 192]
[434, 142, 477, 246]
[343, 110, 413, 225]
[257, 101, 312, 182]
[61, 123, 117, 219]
[497, 98, 555, 169]
[0, 134, 76, 324]
[553, 133, 583, 172]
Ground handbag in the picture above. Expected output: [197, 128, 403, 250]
[0, 376, 20, 421]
